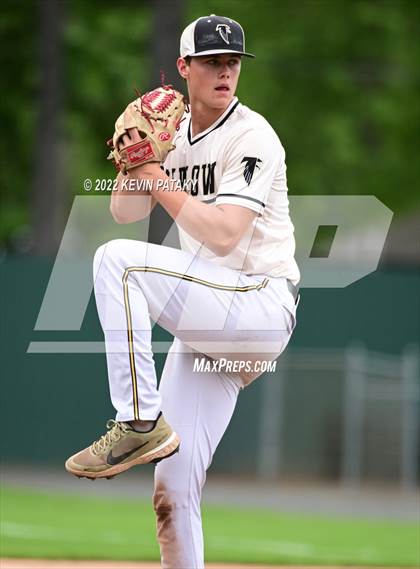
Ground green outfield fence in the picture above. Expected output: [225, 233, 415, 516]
[1, 257, 419, 485]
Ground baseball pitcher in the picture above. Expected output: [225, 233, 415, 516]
[66, 14, 300, 569]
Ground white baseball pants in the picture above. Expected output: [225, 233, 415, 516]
[93, 239, 297, 568]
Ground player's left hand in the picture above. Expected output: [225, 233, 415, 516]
[107, 86, 187, 174]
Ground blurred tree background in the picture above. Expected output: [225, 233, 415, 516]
[1, 0, 419, 484]
[1, 0, 419, 253]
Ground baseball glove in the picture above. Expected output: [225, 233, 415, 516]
[107, 85, 187, 174]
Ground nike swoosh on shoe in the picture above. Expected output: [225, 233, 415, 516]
[107, 441, 149, 465]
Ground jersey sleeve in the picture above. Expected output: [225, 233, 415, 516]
[215, 127, 284, 215]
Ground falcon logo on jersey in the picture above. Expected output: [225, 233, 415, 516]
[242, 157, 262, 185]
[216, 24, 231, 45]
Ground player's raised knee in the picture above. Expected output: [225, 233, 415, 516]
[93, 242, 108, 275]
[95, 239, 147, 266]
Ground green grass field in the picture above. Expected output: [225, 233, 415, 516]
[1, 486, 418, 566]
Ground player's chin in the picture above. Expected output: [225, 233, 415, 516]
[210, 91, 234, 107]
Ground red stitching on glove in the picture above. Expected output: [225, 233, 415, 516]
[155, 92, 177, 112]
[142, 89, 177, 113]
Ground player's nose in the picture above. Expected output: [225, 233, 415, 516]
[219, 64, 230, 78]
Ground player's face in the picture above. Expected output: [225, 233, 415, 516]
[180, 54, 241, 109]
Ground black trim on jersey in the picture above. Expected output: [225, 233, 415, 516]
[187, 101, 239, 146]
[201, 196, 217, 204]
[216, 193, 266, 208]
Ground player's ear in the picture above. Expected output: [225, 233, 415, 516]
[177, 57, 190, 80]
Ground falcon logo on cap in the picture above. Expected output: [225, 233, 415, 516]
[179, 15, 255, 58]
[216, 23, 231, 45]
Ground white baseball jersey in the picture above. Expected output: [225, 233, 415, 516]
[164, 97, 300, 284]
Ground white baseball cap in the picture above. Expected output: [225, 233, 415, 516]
[180, 15, 255, 58]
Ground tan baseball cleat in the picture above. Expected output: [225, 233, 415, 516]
[65, 414, 180, 479]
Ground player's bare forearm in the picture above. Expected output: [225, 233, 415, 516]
[110, 171, 157, 224]
[137, 163, 256, 256]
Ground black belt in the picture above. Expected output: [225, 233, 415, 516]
[287, 280, 300, 304]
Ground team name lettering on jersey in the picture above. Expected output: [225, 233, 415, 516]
[165, 162, 217, 196]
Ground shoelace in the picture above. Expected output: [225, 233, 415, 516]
[91, 420, 130, 455]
